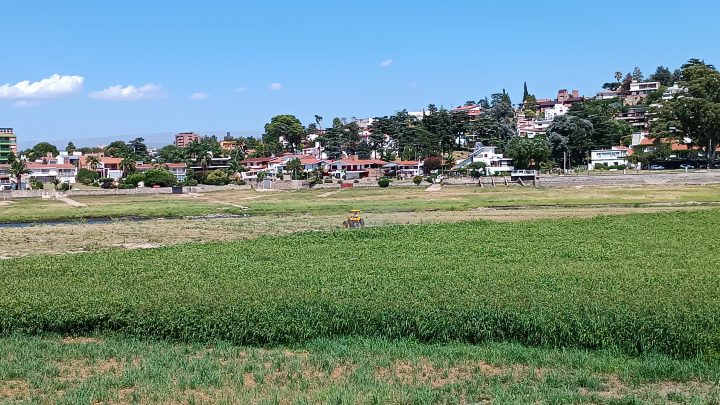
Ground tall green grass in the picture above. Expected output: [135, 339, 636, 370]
[1, 211, 719, 358]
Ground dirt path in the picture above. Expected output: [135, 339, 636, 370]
[0, 205, 713, 259]
[57, 197, 87, 207]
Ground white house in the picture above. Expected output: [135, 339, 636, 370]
[588, 146, 630, 170]
[328, 158, 386, 179]
[543, 103, 570, 121]
[629, 81, 660, 96]
[454, 143, 513, 175]
[136, 163, 188, 182]
[383, 160, 424, 177]
[55, 151, 84, 166]
[662, 84, 686, 100]
[26, 163, 78, 184]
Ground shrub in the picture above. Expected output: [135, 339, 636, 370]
[413, 176, 423, 186]
[29, 180, 43, 190]
[77, 168, 99, 185]
[118, 183, 136, 189]
[204, 170, 230, 186]
[594, 163, 605, 170]
[324, 179, 333, 184]
[425, 176, 434, 184]
[99, 178, 115, 189]
[234, 178, 246, 186]
[378, 178, 390, 188]
[124, 173, 145, 187]
[58, 183, 71, 191]
[144, 169, 176, 187]
[337, 180, 343, 184]
[353, 179, 359, 184]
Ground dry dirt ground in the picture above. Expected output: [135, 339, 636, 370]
[0, 205, 712, 258]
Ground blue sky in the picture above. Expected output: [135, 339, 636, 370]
[1, 0, 719, 148]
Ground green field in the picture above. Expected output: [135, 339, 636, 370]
[2, 184, 720, 222]
[2, 211, 719, 359]
[1, 334, 718, 404]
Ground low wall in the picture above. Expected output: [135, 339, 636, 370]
[442, 171, 720, 188]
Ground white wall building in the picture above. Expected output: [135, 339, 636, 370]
[454, 143, 513, 175]
[629, 81, 660, 96]
[26, 163, 78, 184]
[544, 103, 570, 121]
[588, 146, 630, 170]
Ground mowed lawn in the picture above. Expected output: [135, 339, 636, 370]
[2, 184, 720, 222]
[1, 210, 719, 359]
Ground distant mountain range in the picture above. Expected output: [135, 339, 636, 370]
[19, 130, 263, 150]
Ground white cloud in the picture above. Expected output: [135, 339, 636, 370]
[269, 83, 282, 90]
[12, 100, 39, 108]
[235, 87, 248, 92]
[0, 74, 84, 99]
[379, 59, 393, 68]
[89, 83, 162, 101]
[189, 92, 209, 100]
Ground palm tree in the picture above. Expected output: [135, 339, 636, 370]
[198, 152, 212, 175]
[119, 157, 136, 177]
[86, 156, 100, 171]
[228, 158, 244, 177]
[8, 159, 31, 190]
[51, 177, 61, 190]
[286, 158, 303, 180]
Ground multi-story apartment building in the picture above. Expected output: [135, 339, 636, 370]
[174, 132, 199, 147]
[0, 128, 18, 163]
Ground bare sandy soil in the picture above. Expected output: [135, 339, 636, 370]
[0, 205, 711, 258]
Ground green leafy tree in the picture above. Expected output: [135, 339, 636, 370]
[65, 142, 76, 154]
[632, 67, 644, 82]
[506, 136, 551, 169]
[652, 60, 720, 168]
[144, 168, 176, 187]
[263, 115, 305, 151]
[649, 66, 673, 86]
[158, 145, 186, 163]
[547, 115, 593, 167]
[356, 141, 372, 159]
[204, 169, 230, 185]
[104, 141, 130, 158]
[26, 142, 59, 161]
[77, 168, 99, 185]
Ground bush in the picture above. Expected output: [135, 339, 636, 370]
[29, 180, 43, 190]
[324, 179, 333, 184]
[594, 163, 605, 170]
[204, 170, 230, 186]
[99, 178, 115, 189]
[337, 180, 343, 184]
[124, 173, 145, 187]
[182, 178, 198, 186]
[353, 179, 359, 184]
[378, 178, 390, 188]
[118, 183, 136, 189]
[413, 176, 423, 186]
[144, 169, 176, 187]
[234, 178, 246, 186]
[58, 183, 71, 191]
[425, 176, 434, 184]
[77, 168, 99, 185]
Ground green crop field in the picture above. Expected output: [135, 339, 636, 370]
[1, 210, 719, 360]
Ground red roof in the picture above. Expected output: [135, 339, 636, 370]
[397, 161, 421, 165]
[100, 157, 123, 165]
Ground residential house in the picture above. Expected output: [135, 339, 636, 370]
[189, 157, 230, 172]
[588, 146, 631, 170]
[56, 151, 84, 167]
[0, 164, 13, 189]
[240, 157, 272, 180]
[328, 157, 386, 179]
[616, 107, 649, 132]
[596, 90, 619, 100]
[453, 143, 514, 175]
[25, 163, 78, 184]
[383, 160, 424, 178]
[136, 163, 188, 182]
[662, 84, 686, 100]
[219, 140, 238, 150]
[624, 81, 661, 106]
[452, 104, 484, 117]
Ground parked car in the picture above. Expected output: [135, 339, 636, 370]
[680, 164, 695, 170]
[649, 165, 665, 170]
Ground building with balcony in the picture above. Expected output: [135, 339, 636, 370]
[135, 163, 187, 182]
[453, 143, 514, 175]
[25, 163, 78, 184]
[0, 128, 18, 164]
[588, 146, 630, 170]
[174, 132, 199, 147]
